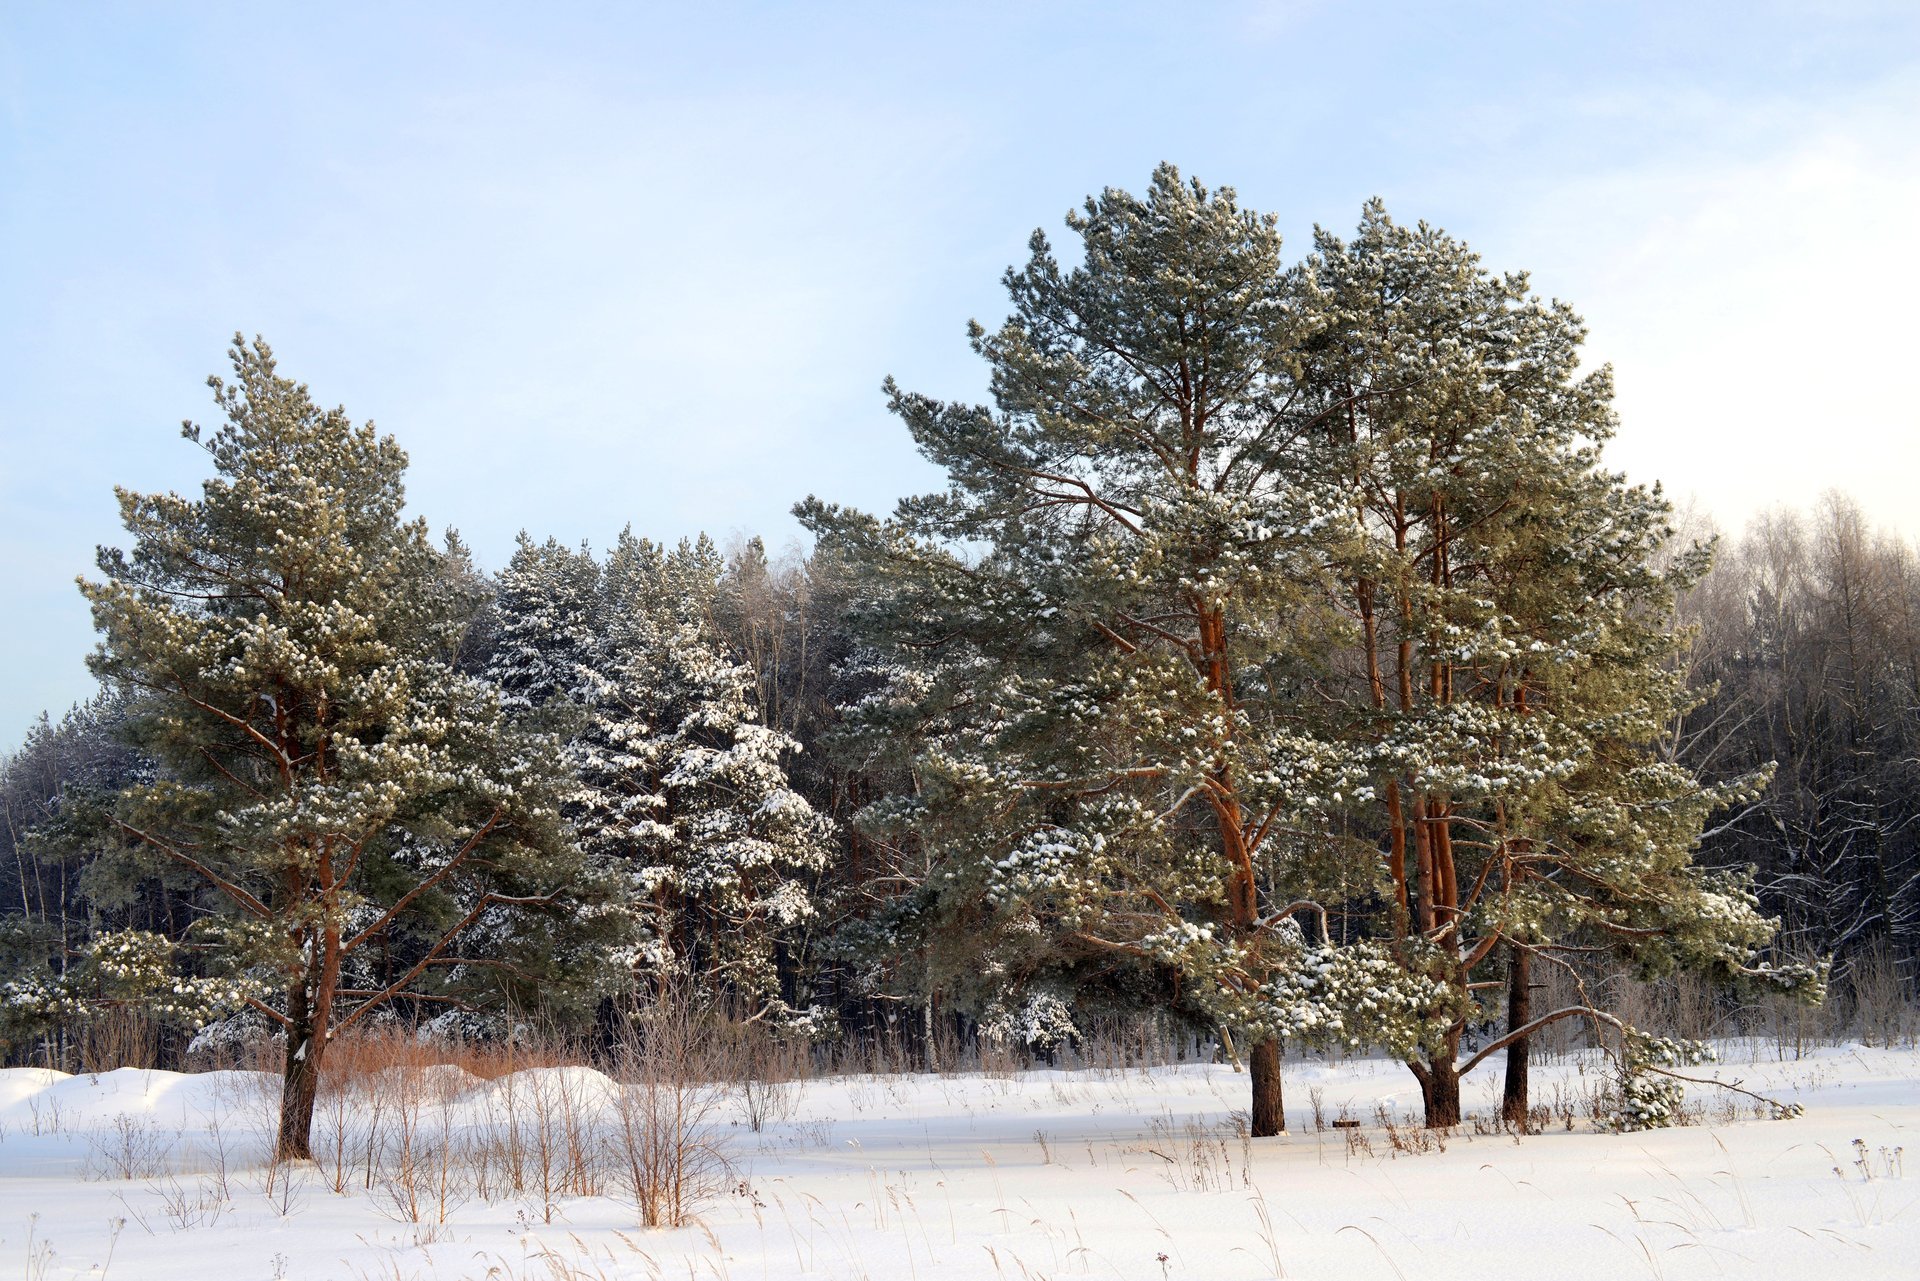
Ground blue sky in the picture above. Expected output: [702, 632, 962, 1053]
[3, 1, 1917, 735]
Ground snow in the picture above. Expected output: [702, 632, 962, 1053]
[2, 1043, 1917, 1279]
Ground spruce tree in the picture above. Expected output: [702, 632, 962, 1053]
[79, 338, 584, 1158]
[486, 533, 604, 713]
[540, 531, 834, 1022]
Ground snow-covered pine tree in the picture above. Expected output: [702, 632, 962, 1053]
[570, 531, 833, 1024]
[78, 338, 586, 1159]
[802, 166, 1379, 1136]
[485, 533, 603, 713]
[1296, 205, 1817, 1127]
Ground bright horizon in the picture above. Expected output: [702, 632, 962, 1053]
[3, 2, 1917, 734]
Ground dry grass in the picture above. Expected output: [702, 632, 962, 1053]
[1130, 1112, 1252, 1192]
[161, 992, 741, 1231]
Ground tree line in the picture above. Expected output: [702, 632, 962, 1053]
[1, 166, 1906, 1156]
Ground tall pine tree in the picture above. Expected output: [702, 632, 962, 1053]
[80, 338, 585, 1158]
[1298, 205, 1814, 1125]
[803, 166, 1358, 1135]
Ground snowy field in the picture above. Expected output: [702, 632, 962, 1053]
[2, 1042, 1916, 1280]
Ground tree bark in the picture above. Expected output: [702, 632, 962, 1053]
[1188, 599, 1285, 1138]
[275, 983, 323, 1161]
[1250, 1037, 1285, 1136]
[1416, 1053, 1461, 1128]
[1501, 943, 1531, 1130]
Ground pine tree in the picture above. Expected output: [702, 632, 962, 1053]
[0, 694, 155, 1062]
[1297, 205, 1815, 1126]
[78, 337, 584, 1158]
[801, 166, 1363, 1135]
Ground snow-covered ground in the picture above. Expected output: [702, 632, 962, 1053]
[2, 1041, 1915, 1279]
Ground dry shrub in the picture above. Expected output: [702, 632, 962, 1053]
[515, 1064, 606, 1222]
[608, 979, 732, 1228]
[68, 999, 743, 1228]
[83, 1111, 175, 1179]
[720, 1014, 808, 1133]
[1375, 1102, 1444, 1156]
[1069, 1015, 1201, 1074]
[74, 1006, 159, 1075]
[305, 1021, 610, 1224]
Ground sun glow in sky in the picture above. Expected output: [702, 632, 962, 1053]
[2, 1, 1916, 733]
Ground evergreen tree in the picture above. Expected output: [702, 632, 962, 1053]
[77, 337, 586, 1158]
[802, 166, 1362, 1135]
[1297, 205, 1816, 1125]
[486, 533, 603, 713]
[531, 530, 835, 1023]
[0, 694, 155, 1063]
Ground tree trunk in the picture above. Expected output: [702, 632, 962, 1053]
[1502, 943, 1531, 1131]
[1250, 1037, 1285, 1136]
[1418, 1055, 1461, 1128]
[276, 986, 323, 1161]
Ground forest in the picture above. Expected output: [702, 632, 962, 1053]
[3, 168, 1915, 1166]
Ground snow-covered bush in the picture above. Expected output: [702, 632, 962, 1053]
[1605, 1030, 1714, 1131]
